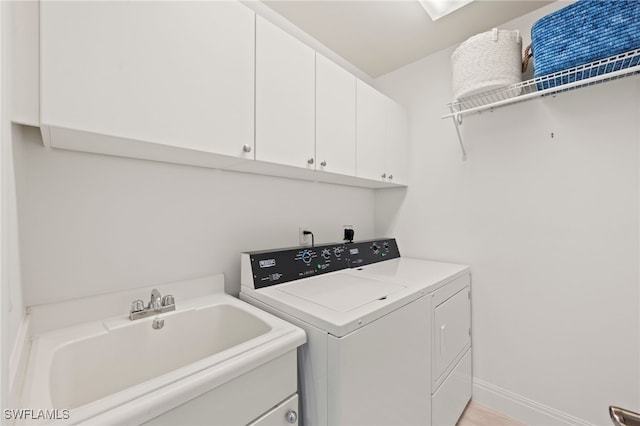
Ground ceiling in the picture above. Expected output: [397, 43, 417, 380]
[262, 0, 554, 78]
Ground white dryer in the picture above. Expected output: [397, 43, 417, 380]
[345, 239, 473, 426]
[239, 239, 470, 426]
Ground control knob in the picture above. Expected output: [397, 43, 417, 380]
[321, 248, 331, 259]
[333, 247, 343, 258]
[301, 250, 312, 264]
[372, 244, 380, 254]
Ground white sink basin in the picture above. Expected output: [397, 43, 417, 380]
[20, 281, 305, 425]
[51, 304, 271, 409]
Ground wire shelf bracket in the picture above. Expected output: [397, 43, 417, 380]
[449, 109, 466, 161]
[442, 48, 640, 159]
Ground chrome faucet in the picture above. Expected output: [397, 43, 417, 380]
[129, 288, 176, 320]
[149, 288, 162, 310]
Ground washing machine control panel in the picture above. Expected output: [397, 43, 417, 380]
[243, 238, 400, 289]
[246, 243, 348, 289]
[346, 238, 400, 268]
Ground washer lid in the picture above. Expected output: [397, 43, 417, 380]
[347, 258, 470, 292]
[279, 273, 406, 312]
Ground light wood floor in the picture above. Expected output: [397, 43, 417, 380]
[457, 401, 526, 426]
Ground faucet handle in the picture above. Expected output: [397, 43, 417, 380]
[162, 295, 175, 307]
[131, 299, 145, 313]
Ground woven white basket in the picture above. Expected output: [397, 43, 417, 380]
[451, 28, 523, 100]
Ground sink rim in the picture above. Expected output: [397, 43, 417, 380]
[20, 293, 305, 425]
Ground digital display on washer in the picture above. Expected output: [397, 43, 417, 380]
[247, 243, 348, 289]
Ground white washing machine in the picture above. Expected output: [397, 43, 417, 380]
[239, 239, 470, 426]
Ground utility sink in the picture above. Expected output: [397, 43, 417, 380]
[19, 276, 305, 425]
[51, 304, 271, 409]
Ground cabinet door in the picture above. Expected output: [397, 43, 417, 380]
[315, 54, 356, 176]
[385, 100, 410, 185]
[255, 16, 315, 169]
[356, 80, 386, 181]
[40, 1, 255, 158]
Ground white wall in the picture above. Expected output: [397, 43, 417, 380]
[1, 0, 7, 413]
[12, 125, 375, 307]
[240, 0, 374, 84]
[2, 0, 27, 411]
[9, 0, 377, 310]
[374, 3, 640, 425]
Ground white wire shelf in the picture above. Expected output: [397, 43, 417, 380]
[442, 48, 640, 160]
[443, 47, 640, 119]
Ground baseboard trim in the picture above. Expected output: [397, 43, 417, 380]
[473, 378, 597, 426]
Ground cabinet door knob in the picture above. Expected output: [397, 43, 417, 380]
[320, 160, 327, 167]
[308, 158, 314, 165]
[388, 174, 393, 180]
[285, 410, 298, 424]
[242, 144, 252, 153]
[381, 173, 386, 179]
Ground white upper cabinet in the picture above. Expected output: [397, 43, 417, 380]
[36, 1, 408, 188]
[40, 1, 255, 161]
[255, 16, 315, 169]
[356, 80, 387, 181]
[385, 100, 410, 185]
[315, 54, 356, 176]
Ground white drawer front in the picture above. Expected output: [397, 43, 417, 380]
[248, 394, 299, 426]
[143, 351, 297, 426]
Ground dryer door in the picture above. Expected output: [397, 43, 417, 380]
[433, 280, 471, 384]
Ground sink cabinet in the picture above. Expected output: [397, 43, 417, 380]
[248, 394, 299, 426]
[142, 350, 299, 426]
